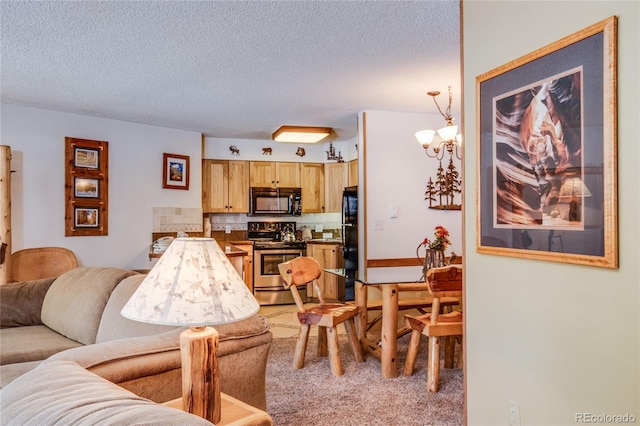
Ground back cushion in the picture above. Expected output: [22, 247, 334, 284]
[41, 267, 137, 345]
[96, 274, 177, 343]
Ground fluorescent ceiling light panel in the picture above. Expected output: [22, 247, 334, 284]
[272, 126, 332, 143]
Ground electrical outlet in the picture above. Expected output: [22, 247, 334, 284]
[374, 220, 384, 231]
[508, 400, 521, 426]
[225, 225, 231, 234]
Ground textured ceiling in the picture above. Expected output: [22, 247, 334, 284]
[1, 1, 461, 142]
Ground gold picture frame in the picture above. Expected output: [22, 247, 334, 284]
[475, 16, 618, 268]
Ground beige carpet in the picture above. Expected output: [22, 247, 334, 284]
[265, 331, 464, 425]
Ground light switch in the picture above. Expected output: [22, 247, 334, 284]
[389, 206, 398, 219]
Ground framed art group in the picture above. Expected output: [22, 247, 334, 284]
[65, 137, 109, 236]
[476, 16, 618, 268]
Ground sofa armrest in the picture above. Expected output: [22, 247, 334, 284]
[0, 277, 57, 328]
[46, 328, 185, 382]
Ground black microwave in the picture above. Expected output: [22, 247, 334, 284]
[249, 187, 302, 216]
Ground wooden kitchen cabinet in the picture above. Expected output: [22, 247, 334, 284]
[232, 244, 254, 291]
[348, 159, 358, 187]
[249, 161, 300, 188]
[300, 163, 325, 213]
[203, 160, 249, 213]
[324, 162, 349, 212]
[308, 242, 344, 301]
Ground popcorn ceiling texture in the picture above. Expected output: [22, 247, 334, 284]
[1, 1, 460, 141]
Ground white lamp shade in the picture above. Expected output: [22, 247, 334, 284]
[456, 133, 463, 146]
[437, 124, 458, 141]
[121, 238, 259, 326]
[415, 129, 436, 146]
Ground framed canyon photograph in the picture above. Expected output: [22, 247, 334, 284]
[475, 16, 618, 268]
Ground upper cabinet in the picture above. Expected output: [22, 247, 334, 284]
[249, 161, 301, 188]
[203, 160, 249, 213]
[301, 163, 325, 213]
[348, 159, 358, 187]
[324, 162, 349, 213]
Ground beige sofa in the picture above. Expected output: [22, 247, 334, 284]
[0, 267, 272, 410]
[1, 360, 215, 425]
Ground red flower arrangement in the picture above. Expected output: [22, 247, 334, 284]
[419, 225, 451, 251]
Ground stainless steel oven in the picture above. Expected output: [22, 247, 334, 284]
[248, 221, 307, 306]
[253, 245, 306, 305]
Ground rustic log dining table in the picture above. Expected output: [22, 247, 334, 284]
[325, 266, 438, 379]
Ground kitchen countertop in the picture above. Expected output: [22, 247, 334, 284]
[226, 246, 248, 257]
[306, 238, 343, 244]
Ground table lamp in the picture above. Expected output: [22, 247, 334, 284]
[121, 238, 259, 423]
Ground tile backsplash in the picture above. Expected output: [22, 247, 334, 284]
[152, 207, 203, 233]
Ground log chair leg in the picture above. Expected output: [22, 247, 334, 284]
[344, 318, 364, 362]
[403, 329, 422, 376]
[427, 335, 440, 392]
[455, 335, 464, 369]
[317, 326, 328, 357]
[293, 323, 310, 369]
[327, 326, 343, 376]
[444, 336, 456, 368]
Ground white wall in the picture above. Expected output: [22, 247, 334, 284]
[463, 2, 639, 425]
[361, 110, 463, 266]
[2, 104, 202, 269]
[204, 136, 357, 162]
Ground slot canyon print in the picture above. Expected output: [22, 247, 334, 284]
[493, 68, 584, 229]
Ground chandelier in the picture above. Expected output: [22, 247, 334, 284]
[417, 86, 462, 211]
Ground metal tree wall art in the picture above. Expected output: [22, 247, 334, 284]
[425, 156, 461, 210]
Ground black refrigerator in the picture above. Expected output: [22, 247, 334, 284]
[342, 186, 358, 301]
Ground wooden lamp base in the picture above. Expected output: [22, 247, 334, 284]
[180, 326, 221, 424]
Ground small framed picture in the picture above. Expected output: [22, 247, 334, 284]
[75, 207, 99, 228]
[163, 153, 190, 190]
[74, 177, 99, 198]
[74, 147, 100, 169]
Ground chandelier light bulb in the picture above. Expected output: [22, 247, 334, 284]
[415, 129, 436, 146]
[437, 125, 458, 142]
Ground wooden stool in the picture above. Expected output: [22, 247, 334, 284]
[403, 266, 463, 392]
[278, 257, 364, 376]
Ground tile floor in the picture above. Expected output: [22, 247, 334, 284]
[258, 303, 310, 338]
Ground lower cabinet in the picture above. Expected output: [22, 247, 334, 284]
[232, 244, 254, 292]
[307, 242, 344, 302]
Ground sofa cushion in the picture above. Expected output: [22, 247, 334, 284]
[0, 360, 42, 389]
[96, 274, 178, 343]
[0, 360, 214, 426]
[0, 277, 57, 328]
[41, 267, 137, 345]
[0, 325, 83, 365]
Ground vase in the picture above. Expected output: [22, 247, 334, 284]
[421, 248, 445, 275]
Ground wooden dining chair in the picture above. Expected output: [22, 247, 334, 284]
[403, 265, 463, 392]
[278, 256, 364, 376]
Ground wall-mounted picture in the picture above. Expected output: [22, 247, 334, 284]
[75, 207, 99, 228]
[65, 137, 108, 237]
[163, 153, 190, 190]
[74, 147, 100, 169]
[476, 16, 617, 268]
[74, 177, 99, 198]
